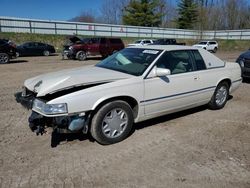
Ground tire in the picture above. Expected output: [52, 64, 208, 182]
[76, 51, 87, 61]
[43, 50, 50, 56]
[208, 82, 229, 110]
[213, 47, 218, 53]
[90, 100, 134, 145]
[0, 53, 10, 64]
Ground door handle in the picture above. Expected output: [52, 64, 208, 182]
[194, 76, 199, 80]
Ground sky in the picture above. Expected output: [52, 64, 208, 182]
[0, 0, 103, 21]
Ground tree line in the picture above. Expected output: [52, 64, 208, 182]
[70, 0, 250, 30]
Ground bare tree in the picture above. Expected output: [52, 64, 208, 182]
[99, 0, 129, 24]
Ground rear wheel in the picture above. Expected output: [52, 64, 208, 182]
[208, 82, 229, 110]
[0, 53, 9, 64]
[91, 100, 134, 145]
[43, 50, 50, 56]
[76, 51, 87, 61]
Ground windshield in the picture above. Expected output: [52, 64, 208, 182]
[96, 48, 162, 76]
[198, 42, 207, 45]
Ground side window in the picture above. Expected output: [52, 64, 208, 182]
[90, 38, 100, 44]
[110, 38, 121, 44]
[156, 50, 194, 74]
[100, 38, 106, 44]
[192, 50, 206, 70]
[209, 42, 216, 45]
[26, 43, 34, 47]
[37, 43, 45, 47]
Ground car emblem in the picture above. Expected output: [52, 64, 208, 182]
[34, 80, 42, 91]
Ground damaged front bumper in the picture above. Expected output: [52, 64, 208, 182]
[15, 91, 89, 135]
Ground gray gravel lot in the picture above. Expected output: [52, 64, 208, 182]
[0, 51, 249, 188]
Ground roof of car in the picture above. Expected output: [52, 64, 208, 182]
[128, 45, 198, 51]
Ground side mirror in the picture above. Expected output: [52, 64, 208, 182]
[147, 66, 171, 78]
[156, 67, 171, 77]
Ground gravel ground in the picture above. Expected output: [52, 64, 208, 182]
[0, 51, 249, 188]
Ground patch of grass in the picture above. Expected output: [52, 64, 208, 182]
[0, 32, 249, 52]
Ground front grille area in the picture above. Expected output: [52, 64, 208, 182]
[22, 87, 37, 97]
[244, 59, 250, 68]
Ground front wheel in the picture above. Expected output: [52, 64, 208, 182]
[0, 53, 10, 64]
[76, 51, 87, 61]
[213, 47, 218, 53]
[90, 101, 134, 145]
[208, 82, 229, 110]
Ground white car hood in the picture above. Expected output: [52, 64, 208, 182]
[193, 44, 205, 48]
[24, 65, 133, 96]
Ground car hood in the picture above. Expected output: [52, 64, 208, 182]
[193, 44, 204, 48]
[24, 65, 133, 96]
[68, 36, 82, 43]
[239, 50, 250, 59]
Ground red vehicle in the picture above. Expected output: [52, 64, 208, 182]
[62, 37, 125, 61]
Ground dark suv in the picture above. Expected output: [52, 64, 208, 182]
[0, 39, 17, 64]
[62, 37, 125, 61]
[236, 48, 250, 80]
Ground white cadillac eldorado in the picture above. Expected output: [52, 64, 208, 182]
[15, 45, 242, 145]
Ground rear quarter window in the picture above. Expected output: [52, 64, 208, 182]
[192, 50, 206, 70]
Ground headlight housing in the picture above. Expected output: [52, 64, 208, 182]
[33, 99, 68, 115]
[239, 59, 245, 67]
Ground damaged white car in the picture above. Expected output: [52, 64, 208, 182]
[15, 45, 242, 145]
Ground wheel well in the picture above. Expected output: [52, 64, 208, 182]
[93, 96, 139, 119]
[219, 79, 231, 88]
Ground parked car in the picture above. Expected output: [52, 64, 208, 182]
[15, 45, 241, 145]
[16, 42, 55, 57]
[236, 48, 250, 79]
[153, 38, 186, 45]
[128, 39, 155, 46]
[0, 39, 17, 64]
[62, 37, 125, 61]
[193, 41, 218, 53]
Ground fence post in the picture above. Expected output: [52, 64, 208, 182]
[29, 21, 32, 33]
[54, 22, 57, 35]
[75, 24, 78, 35]
[0, 19, 2, 32]
[111, 25, 113, 37]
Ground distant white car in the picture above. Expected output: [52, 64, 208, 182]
[128, 39, 154, 46]
[193, 41, 218, 53]
[15, 45, 241, 145]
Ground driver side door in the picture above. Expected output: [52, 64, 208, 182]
[143, 50, 201, 117]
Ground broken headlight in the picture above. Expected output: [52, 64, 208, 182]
[33, 99, 68, 115]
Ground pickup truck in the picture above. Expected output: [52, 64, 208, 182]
[62, 36, 125, 61]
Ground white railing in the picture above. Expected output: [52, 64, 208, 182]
[0, 16, 250, 40]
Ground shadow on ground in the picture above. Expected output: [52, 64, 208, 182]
[243, 78, 250, 83]
[6, 60, 28, 64]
